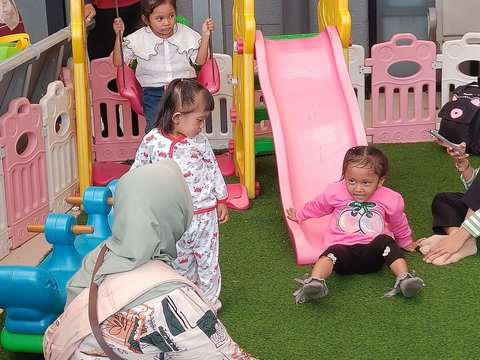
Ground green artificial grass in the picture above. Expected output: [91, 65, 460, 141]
[219, 142, 480, 359]
[1, 142, 479, 359]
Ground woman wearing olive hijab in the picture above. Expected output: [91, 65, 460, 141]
[44, 160, 257, 360]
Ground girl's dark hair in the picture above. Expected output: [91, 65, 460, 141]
[341, 145, 389, 179]
[154, 78, 215, 133]
[140, 0, 176, 26]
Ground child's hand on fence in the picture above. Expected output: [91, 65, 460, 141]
[217, 203, 229, 224]
[286, 207, 298, 222]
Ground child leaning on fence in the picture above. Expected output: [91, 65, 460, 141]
[130, 78, 228, 312]
[112, 0, 214, 133]
[287, 145, 424, 304]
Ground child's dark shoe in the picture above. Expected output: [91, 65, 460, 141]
[399, 274, 424, 298]
[385, 272, 424, 298]
[293, 275, 328, 304]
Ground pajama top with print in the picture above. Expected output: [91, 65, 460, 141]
[131, 129, 228, 212]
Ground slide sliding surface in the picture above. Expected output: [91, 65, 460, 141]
[255, 27, 367, 265]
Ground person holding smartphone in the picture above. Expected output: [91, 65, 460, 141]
[417, 142, 479, 265]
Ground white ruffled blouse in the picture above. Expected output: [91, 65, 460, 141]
[123, 23, 201, 88]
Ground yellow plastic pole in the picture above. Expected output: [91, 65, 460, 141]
[70, 0, 93, 194]
[232, 0, 256, 199]
[317, 0, 351, 61]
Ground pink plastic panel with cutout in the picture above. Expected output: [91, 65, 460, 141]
[0, 98, 50, 248]
[365, 33, 436, 143]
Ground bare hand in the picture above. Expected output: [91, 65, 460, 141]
[202, 18, 215, 38]
[403, 241, 419, 252]
[217, 203, 229, 224]
[447, 142, 468, 159]
[423, 228, 470, 263]
[85, 4, 96, 22]
[286, 207, 298, 222]
[113, 17, 124, 34]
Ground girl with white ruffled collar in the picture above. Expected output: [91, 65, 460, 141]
[112, 0, 214, 133]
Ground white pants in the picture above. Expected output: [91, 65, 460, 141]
[172, 211, 222, 310]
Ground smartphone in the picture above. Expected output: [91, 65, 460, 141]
[429, 129, 466, 156]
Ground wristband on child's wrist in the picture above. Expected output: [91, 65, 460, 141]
[455, 161, 470, 172]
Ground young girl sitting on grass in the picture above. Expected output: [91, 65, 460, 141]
[287, 145, 423, 304]
[130, 78, 228, 311]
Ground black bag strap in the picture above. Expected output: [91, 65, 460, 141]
[465, 76, 480, 86]
[453, 81, 480, 96]
[88, 245, 124, 360]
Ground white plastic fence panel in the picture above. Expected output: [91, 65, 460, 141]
[438, 32, 480, 106]
[39, 81, 79, 213]
[203, 53, 233, 150]
[0, 158, 11, 259]
[348, 44, 366, 123]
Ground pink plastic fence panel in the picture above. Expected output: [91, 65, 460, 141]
[365, 33, 436, 143]
[90, 56, 146, 162]
[40, 81, 79, 213]
[0, 98, 50, 249]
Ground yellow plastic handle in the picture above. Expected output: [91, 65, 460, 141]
[0, 33, 30, 49]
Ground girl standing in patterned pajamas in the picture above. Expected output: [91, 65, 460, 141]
[131, 78, 228, 311]
[286, 146, 424, 304]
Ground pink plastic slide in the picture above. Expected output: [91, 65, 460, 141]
[255, 27, 367, 265]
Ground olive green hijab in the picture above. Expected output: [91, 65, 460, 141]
[66, 159, 193, 306]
